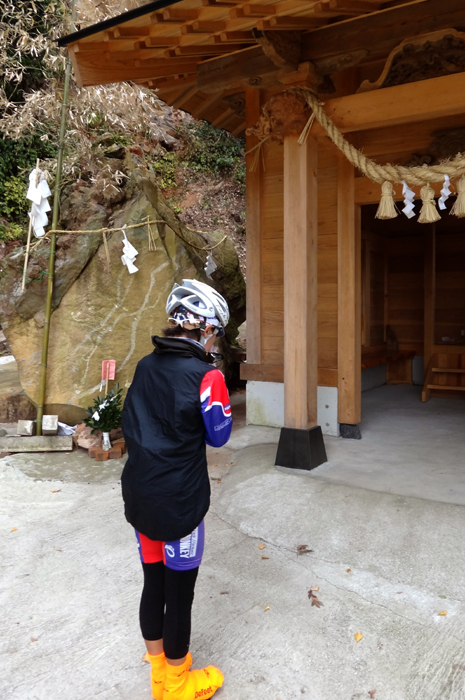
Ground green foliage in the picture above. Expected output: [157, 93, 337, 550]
[0, 133, 56, 226]
[84, 385, 124, 434]
[150, 152, 178, 190]
[182, 121, 244, 175]
[0, 222, 23, 243]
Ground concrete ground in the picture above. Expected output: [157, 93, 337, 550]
[1, 388, 464, 700]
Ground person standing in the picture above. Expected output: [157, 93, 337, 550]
[121, 279, 232, 700]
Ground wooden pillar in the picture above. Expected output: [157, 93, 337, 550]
[424, 224, 436, 373]
[245, 88, 262, 365]
[337, 155, 361, 427]
[283, 134, 318, 429]
[275, 132, 326, 470]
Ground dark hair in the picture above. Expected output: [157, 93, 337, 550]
[162, 326, 201, 342]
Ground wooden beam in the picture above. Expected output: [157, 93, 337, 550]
[257, 16, 326, 29]
[314, 0, 380, 15]
[241, 364, 338, 385]
[302, 0, 465, 64]
[218, 31, 256, 42]
[197, 45, 277, 92]
[113, 26, 151, 38]
[182, 20, 228, 34]
[231, 3, 277, 18]
[191, 92, 224, 118]
[283, 134, 318, 429]
[143, 37, 183, 48]
[245, 88, 263, 366]
[338, 155, 361, 425]
[319, 73, 465, 134]
[424, 224, 436, 373]
[162, 8, 199, 22]
[212, 106, 234, 126]
[152, 74, 198, 91]
[172, 85, 200, 109]
[170, 44, 245, 57]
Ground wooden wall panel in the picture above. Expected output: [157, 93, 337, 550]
[435, 232, 465, 345]
[387, 236, 424, 354]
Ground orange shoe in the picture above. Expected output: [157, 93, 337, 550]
[149, 652, 192, 699]
[163, 655, 223, 700]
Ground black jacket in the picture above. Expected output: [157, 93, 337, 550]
[121, 336, 216, 541]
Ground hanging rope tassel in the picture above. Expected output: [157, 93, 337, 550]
[298, 112, 316, 145]
[450, 175, 465, 218]
[375, 181, 398, 220]
[418, 184, 441, 224]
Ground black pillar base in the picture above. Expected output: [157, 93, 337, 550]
[275, 426, 327, 471]
[339, 423, 362, 440]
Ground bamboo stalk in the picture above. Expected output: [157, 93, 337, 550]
[22, 159, 40, 293]
[36, 0, 77, 436]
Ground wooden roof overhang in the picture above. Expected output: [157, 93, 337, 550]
[58, 0, 465, 137]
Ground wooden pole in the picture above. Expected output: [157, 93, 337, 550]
[245, 88, 262, 366]
[36, 0, 77, 436]
[283, 134, 318, 430]
[337, 155, 361, 426]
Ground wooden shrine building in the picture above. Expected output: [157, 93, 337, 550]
[60, 0, 465, 469]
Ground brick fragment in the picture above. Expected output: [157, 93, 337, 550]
[94, 449, 109, 461]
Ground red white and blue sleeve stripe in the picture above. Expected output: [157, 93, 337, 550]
[200, 369, 232, 447]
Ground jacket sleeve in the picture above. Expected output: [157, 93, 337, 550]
[200, 369, 232, 447]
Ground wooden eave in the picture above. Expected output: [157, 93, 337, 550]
[59, 0, 465, 136]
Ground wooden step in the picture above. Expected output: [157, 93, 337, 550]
[432, 368, 465, 373]
[427, 384, 465, 391]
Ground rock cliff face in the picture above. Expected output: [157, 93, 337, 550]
[0, 160, 245, 419]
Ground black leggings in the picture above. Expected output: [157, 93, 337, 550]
[139, 562, 199, 659]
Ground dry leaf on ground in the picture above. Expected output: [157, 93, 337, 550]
[297, 544, 314, 555]
[259, 544, 265, 550]
[368, 690, 376, 698]
[30, 638, 38, 642]
[438, 611, 447, 616]
[354, 633, 363, 643]
[347, 569, 352, 573]
[310, 586, 319, 592]
[51, 489, 61, 493]
[11, 527, 17, 532]
[261, 556, 269, 560]
[308, 590, 324, 607]
[264, 605, 270, 612]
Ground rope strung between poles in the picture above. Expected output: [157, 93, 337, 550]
[24, 217, 228, 282]
[246, 86, 465, 222]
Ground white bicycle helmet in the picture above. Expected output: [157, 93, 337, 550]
[166, 279, 229, 336]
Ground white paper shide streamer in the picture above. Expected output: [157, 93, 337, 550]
[26, 168, 51, 238]
[438, 174, 451, 210]
[401, 180, 416, 219]
[121, 226, 139, 274]
[204, 253, 217, 280]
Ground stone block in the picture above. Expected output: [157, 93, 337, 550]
[42, 415, 58, 435]
[108, 445, 124, 460]
[18, 420, 34, 436]
[0, 436, 73, 452]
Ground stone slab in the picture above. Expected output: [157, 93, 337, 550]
[0, 435, 73, 452]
